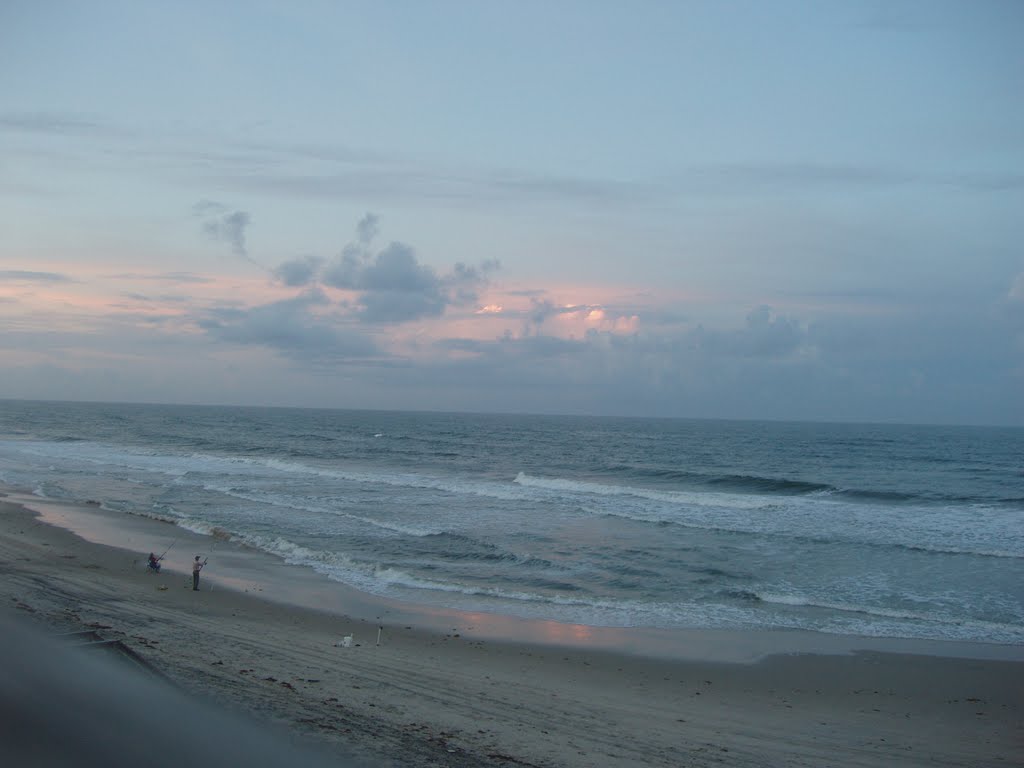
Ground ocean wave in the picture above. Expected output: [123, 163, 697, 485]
[895, 541, 1024, 560]
[195, 482, 446, 537]
[341, 572, 1024, 644]
[593, 464, 975, 504]
[750, 590, 1020, 628]
[831, 487, 998, 505]
[575, 461, 1013, 507]
[7, 437, 1004, 520]
[512, 472, 770, 510]
[365, 567, 626, 610]
[216, 455, 530, 502]
[191, 476, 1024, 563]
[702, 473, 832, 495]
[135, 512, 1020, 643]
[19, 441, 1023, 562]
[828, 487, 917, 502]
[420, 532, 556, 568]
[602, 464, 839, 496]
[567, 490, 1024, 561]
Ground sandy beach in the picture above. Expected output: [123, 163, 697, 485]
[1, 494, 1021, 768]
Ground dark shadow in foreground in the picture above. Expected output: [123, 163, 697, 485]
[0, 611, 375, 768]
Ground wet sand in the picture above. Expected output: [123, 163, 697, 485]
[2, 494, 1021, 767]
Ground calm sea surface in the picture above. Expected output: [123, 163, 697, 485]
[1, 400, 1021, 645]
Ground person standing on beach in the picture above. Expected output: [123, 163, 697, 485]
[192, 555, 205, 591]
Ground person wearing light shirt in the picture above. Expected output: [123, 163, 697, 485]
[192, 555, 205, 591]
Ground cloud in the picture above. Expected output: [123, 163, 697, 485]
[0, 111, 105, 136]
[359, 291, 446, 325]
[268, 214, 500, 324]
[414, 303, 817, 415]
[193, 200, 258, 266]
[667, 164, 1024, 196]
[413, 298, 1016, 422]
[198, 289, 378, 360]
[521, 298, 560, 330]
[121, 292, 188, 304]
[363, 243, 439, 294]
[514, 296, 639, 338]
[356, 212, 379, 244]
[322, 240, 449, 321]
[209, 164, 658, 211]
[326, 240, 498, 323]
[0, 270, 74, 283]
[203, 144, 1024, 213]
[444, 259, 500, 306]
[208, 211, 252, 258]
[691, 306, 806, 359]
[273, 256, 324, 287]
[106, 272, 216, 284]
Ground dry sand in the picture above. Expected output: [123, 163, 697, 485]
[1, 495, 1021, 767]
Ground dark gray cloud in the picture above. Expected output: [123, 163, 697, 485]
[362, 243, 439, 294]
[325, 240, 448, 322]
[359, 289, 445, 323]
[690, 306, 806, 359]
[272, 215, 499, 324]
[520, 297, 625, 335]
[356, 212, 379, 244]
[526, 298, 560, 328]
[417, 304, 813, 413]
[273, 256, 324, 287]
[410, 299, 1019, 422]
[198, 289, 378, 360]
[325, 240, 496, 323]
[0, 270, 73, 283]
[443, 259, 500, 306]
[193, 200, 258, 266]
[206, 211, 251, 257]
[320, 253, 360, 291]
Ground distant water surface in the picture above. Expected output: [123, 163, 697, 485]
[1, 400, 1021, 645]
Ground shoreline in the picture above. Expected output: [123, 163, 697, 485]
[3, 492, 1022, 766]
[9, 487, 1021, 665]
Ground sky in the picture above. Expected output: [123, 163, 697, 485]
[1, 0, 1022, 425]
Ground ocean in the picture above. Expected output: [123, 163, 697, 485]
[0, 400, 1021, 646]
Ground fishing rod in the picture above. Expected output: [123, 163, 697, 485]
[158, 531, 183, 560]
[204, 538, 218, 592]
